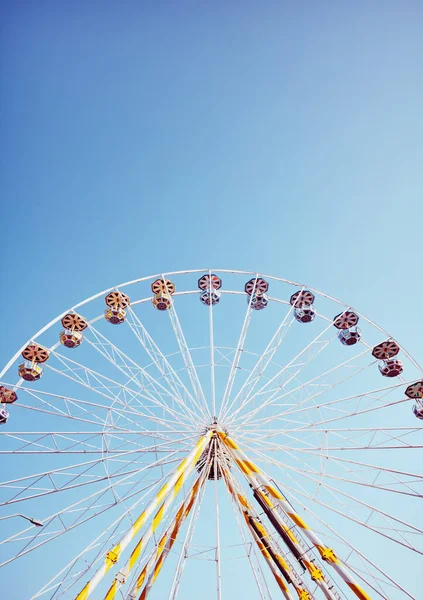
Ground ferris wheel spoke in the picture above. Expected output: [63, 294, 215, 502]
[125, 305, 208, 421]
[0, 383, 158, 431]
[255, 448, 423, 536]
[1, 445, 184, 571]
[165, 287, 211, 420]
[311, 450, 423, 497]
[31, 467, 176, 600]
[16, 396, 178, 432]
[0, 434, 192, 514]
[221, 438, 343, 600]
[0, 464, 144, 507]
[1, 478, 181, 555]
[231, 356, 384, 433]
[38, 369, 159, 431]
[85, 325, 199, 426]
[218, 279, 256, 422]
[220, 473, 270, 600]
[0, 453, 135, 497]
[294, 445, 423, 480]
[166, 471, 208, 600]
[250, 435, 419, 498]
[233, 319, 335, 421]
[127, 452, 215, 600]
[252, 449, 423, 556]
[207, 271, 218, 418]
[242, 421, 423, 445]
[252, 440, 423, 498]
[0, 429, 173, 455]
[69, 433, 212, 599]
[241, 392, 411, 435]
[153, 441, 215, 600]
[32, 519, 124, 599]
[275, 489, 417, 600]
[342, 564, 397, 600]
[230, 346, 373, 429]
[327, 542, 389, 600]
[227, 306, 346, 421]
[246, 445, 423, 496]
[0, 431, 100, 454]
[242, 422, 423, 454]
[292, 397, 411, 432]
[222, 465, 301, 600]
[6, 381, 115, 425]
[302, 523, 385, 598]
[275, 378, 408, 424]
[1, 478, 149, 568]
[22, 380, 179, 432]
[47, 350, 191, 431]
[0, 435, 195, 508]
[284, 489, 417, 600]
[307, 425, 423, 452]
[234, 430, 330, 467]
[228, 444, 422, 594]
[221, 450, 314, 600]
[276, 482, 416, 600]
[221, 303, 301, 424]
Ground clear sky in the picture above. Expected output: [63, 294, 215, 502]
[1, 2, 422, 599]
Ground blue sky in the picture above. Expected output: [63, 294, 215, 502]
[1, 0, 422, 362]
[1, 2, 422, 599]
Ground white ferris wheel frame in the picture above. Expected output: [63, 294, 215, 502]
[0, 268, 422, 600]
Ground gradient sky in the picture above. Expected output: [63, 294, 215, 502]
[1, 2, 422, 599]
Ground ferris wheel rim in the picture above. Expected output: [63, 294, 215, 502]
[1, 267, 422, 381]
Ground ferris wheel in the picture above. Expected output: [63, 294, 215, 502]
[0, 269, 422, 600]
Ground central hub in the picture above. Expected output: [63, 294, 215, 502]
[202, 416, 228, 436]
[196, 419, 231, 480]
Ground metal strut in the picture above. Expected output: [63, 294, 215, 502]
[219, 431, 372, 600]
[221, 462, 312, 600]
[252, 488, 307, 571]
[127, 471, 206, 599]
[74, 432, 212, 600]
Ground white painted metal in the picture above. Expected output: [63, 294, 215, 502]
[1, 269, 421, 600]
